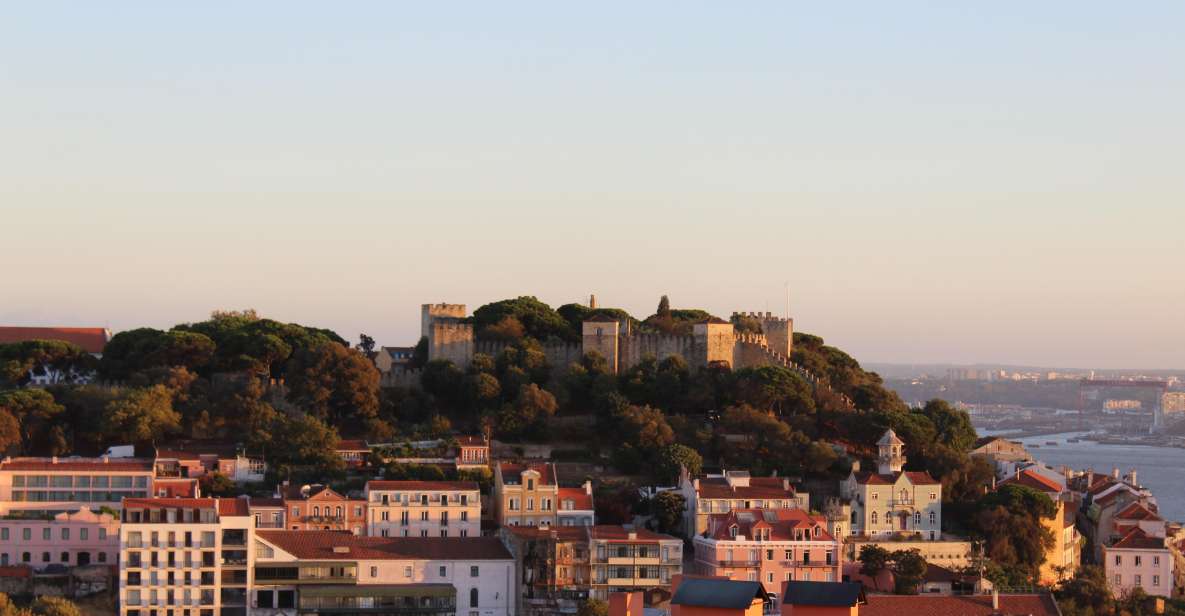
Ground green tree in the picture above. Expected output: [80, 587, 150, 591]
[269, 414, 345, 472]
[972, 484, 1057, 583]
[357, 334, 376, 355]
[0, 410, 19, 454]
[0, 592, 26, 616]
[102, 385, 182, 443]
[199, 472, 237, 497]
[285, 342, 380, 429]
[656, 296, 671, 320]
[889, 549, 927, 594]
[0, 388, 66, 453]
[732, 366, 815, 416]
[858, 545, 891, 591]
[473, 297, 575, 342]
[1054, 566, 1114, 615]
[0, 340, 94, 386]
[611, 404, 674, 473]
[655, 443, 703, 484]
[918, 399, 977, 452]
[652, 491, 685, 535]
[30, 597, 81, 616]
[577, 599, 608, 616]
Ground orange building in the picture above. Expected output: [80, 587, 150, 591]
[670, 576, 769, 616]
[278, 483, 367, 535]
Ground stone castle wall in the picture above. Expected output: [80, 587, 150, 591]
[421, 303, 466, 339]
[428, 321, 474, 367]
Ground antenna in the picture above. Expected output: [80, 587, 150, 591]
[784, 281, 790, 318]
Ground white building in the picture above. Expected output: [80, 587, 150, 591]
[364, 480, 481, 538]
[841, 429, 942, 541]
[118, 497, 254, 616]
[0, 456, 155, 516]
[254, 530, 516, 616]
[1104, 528, 1174, 598]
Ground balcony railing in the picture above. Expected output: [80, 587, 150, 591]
[718, 560, 760, 568]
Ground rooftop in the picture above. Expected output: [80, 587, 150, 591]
[1110, 528, 1167, 551]
[257, 530, 513, 561]
[695, 475, 798, 499]
[671, 578, 767, 609]
[0, 457, 154, 472]
[781, 581, 862, 607]
[122, 497, 249, 517]
[366, 480, 479, 492]
[498, 461, 557, 486]
[861, 593, 1060, 616]
[852, 470, 939, 486]
[998, 469, 1063, 494]
[0, 327, 111, 354]
[704, 508, 834, 542]
[557, 487, 594, 511]
[588, 525, 677, 542]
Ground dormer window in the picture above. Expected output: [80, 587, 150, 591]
[729, 525, 738, 539]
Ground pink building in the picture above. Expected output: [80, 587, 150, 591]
[0, 506, 119, 568]
[692, 509, 841, 609]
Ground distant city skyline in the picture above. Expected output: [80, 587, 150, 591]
[3, 3, 1183, 370]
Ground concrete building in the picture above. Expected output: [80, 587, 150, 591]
[254, 530, 516, 616]
[364, 480, 481, 538]
[1104, 528, 1173, 598]
[588, 526, 683, 601]
[0, 456, 154, 516]
[279, 483, 367, 535]
[117, 497, 254, 616]
[0, 505, 119, 568]
[680, 470, 808, 537]
[494, 462, 559, 528]
[693, 509, 841, 609]
[840, 430, 942, 541]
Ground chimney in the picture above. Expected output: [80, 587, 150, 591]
[991, 589, 999, 611]
[102, 455, 109, 464]
[1129, 469, 1138, 486]
[51, 456, 58, 464]
[1087, 468, 1095, 486]
[1112, 467, 1120, 480]
[851, 460, 860, 473]
[583, 480, 593, 495]
[589, 295, 597, 309]
[1015, 467, 1021, 480]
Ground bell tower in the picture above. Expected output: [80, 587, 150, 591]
[876, 429, 906, 474]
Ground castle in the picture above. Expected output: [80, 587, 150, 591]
[397, 301, 817, 379]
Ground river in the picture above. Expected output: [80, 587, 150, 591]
[993, 431, 1185, 523]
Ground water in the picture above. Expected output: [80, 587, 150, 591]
[998, 432, 1185, 523]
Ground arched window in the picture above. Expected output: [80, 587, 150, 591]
[313, 506, 320, 517]
[336, 506, 343, 518]
[470, 588, 479, 608]
[929, 511, 936, 526]
[913, 512, 921, 525]
[871, 512, 878, 524]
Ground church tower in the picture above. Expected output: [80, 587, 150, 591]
[876, 429, 906, 474]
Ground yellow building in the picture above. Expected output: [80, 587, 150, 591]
[494, 462, 559, 527]
[998, 469, 1080, 584]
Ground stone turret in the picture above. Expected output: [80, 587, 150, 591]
[421, 303, 466, 339]
[693, 318, 734, 368]
[877, 429, 906, 474]
[582, 315, 620, 373]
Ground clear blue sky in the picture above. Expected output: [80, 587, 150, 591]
[3, 2, 1183, 369]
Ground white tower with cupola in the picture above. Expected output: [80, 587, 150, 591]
[876, 429, 906, 474]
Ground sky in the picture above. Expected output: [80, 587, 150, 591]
[2, 2, 1183, 370]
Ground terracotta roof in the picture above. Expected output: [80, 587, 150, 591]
[557, 487, 594, 511]
[503, 526, 590, 541]
[336, 440, 370, 451]
[456, 435, 487, 447]
[0, 327, 111, 354]
[121, 497, 248, 516]
[498, 461, 557, 486]
[1115, 502, 1162, 522]
[153, 478, 199, 498]
[862, 593, 1060, 616]
[366, 480, 479, 492]
[853, 470, 939, 486]
[999, 469, 1063, 494]
[588, 525, 677, 542]
[705, 509, 834, 542]
[696, 476, 797, 499]
[0, 457, 154, 472]
[1111, 528, 1166, 551]
[257, 530, 512, 561]
[248, 497, 285, 508]
[0, 566, 32, 579]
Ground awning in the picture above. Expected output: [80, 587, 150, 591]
[300, 584, 455, 599]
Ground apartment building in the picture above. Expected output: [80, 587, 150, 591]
[1104, 528, 1173, 598]
[253, 530, 516, 616]
[154, 445, 266, 483]
[997, 468, 1080, 583]
[0, 505, 119, 567]
[247, 498, 286, 530]
[455, 436, 490, 470]
[680, 470, 808, 537]
[365, 480, 481, 538]
[118, 497, 254, 616]
[693, 509, 841, 608]
[0, 456, 154, 516]
[495, 462, 559, 528]
[500, 526, 593, 616]
[588, 526, 682, 601]
[279, 483, 366, 535]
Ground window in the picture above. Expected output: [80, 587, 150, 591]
[1154, 575, 1161, 587]
[766, 549, 773, 561]
[1115, 555, 1122, 566]
[1135, 575, 1142, 586]
[527, 498, 534, 511]
[370, 567, 377, 577]
[99, 528, 107, 540]
[99, 553, 107, 563]
[1115, 574, 1122, 585]
[61, 552, 69, 563]
[527, 479, 535, 490]
[1135, 556, 1142, 566]
[439, 566, 447, 577]
[292, 507, 300, 518]
[766, 572, 774, 583]
[747, 572, 757, 582]
[871, 512, 878, 524]
[43, 528, 51, 540]
[914, 512, 921, 525]
[470, 588, 479, 608]
[62, 528, 70, 540]
[461, 511, 468, 521]
[42, 552, 50, 562]
[1154, 556, 1161, 566]
[404, 566, 412, 578]
[929, 511, 936, 525]
[929, 492, 937, 500]
[471, 566, 479, 577]
[0, 528, 6, 541]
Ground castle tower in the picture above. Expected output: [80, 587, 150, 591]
[757, 313, 794, 358]
[693, 318, 734, 368]
[876, 429, 906, 474]
[421, 303, 467, 339]
[427, 319, 474, 367]
[582, 315, 620, 373]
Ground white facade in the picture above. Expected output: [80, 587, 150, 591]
[365, 481, 481, 538]
[1106, 545, 1173, 598]
[841, 430, 943, 541]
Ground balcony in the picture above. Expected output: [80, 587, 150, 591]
[718, 560, 760, 568]
[888, 498, 914, 508]
[302, 515, 346, 524]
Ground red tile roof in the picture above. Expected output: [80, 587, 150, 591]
[498, 461, 557, 486]
[248, 497, 285, 508]
[0, 457, 154, 472]
[0, 327, 111, 354]
[1115, 502, 1162, 522]
[121, 497, 249, 516]
[0, 566, 32, 579]
[853, 470, 939, 486]
[999, 469, 1063, 494]
[557, 487, 594, 511]
[696, 476, 797, 499]
[503, 526, 590, 541]
[704, 509, 834, 542]
[153, 478, 199, 498]
[1111, 528, 1167, 551]
[862, 593, 1060, 616]
[257, 530, 513, 561]
[588, 525, 678, 542]
[336, 440, 370, 451]
[456, 435, 487, 447]
[366, 480, 479, 492]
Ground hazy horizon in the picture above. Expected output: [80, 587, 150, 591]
[4, 3, 1183, 370]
